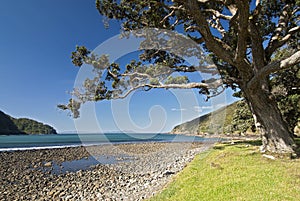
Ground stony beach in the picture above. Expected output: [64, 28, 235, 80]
[0, 142, 212, 200]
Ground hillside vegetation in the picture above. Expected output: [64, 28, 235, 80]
[0, 110, 57, 135]
[172, 99, 300, 136]
[0, 111, 23, 134]
[172, 102, 240, 135]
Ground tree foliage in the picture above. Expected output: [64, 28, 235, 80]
[0, 111, 24, 134]
[272, 66, 300, 133]
[11, 118, 57, 135]
[60, 0, 300, 115]
[231, 100, 255, 134]
[60, 0, 300, 153]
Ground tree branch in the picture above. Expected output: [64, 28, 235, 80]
[185, 25, 201, 32]
[265, 4, 298, 61]
[208, 18, 226, 37]
[113, 82, 212, 99]
[160, 5, 184, 27]
[248, 51, 300, 88]
[265, 26, 300, 61]
[203, 9, 232, 20]
[187, 35, 205, 44]
[207, 85, 226, 99]
[174, 64, 219, 74]
[234, 2, 249, 63]
[184, 0, 235, 66]
[249, 13, 265, 72]
[121, 72, 154, 79]
[264, 50, 300, 74]
[197, 0, 237, 16]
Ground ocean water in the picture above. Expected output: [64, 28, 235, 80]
[0, 133, 218, 151]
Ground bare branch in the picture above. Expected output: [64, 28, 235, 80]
[255, 0, 260, 7]
[226, 4, 237, 16]
[187, 35, 204, 44]
[265, 26, 300, 60]
[160, 10, 175, 25]
[223, 76, 242, 84]
[196, 0, 211, 2]
[107, 69, 119, 80]
[206, 86, 226, 99]
[121, 72, 154, 79]
[113, 82, 211, 99]
[264, 50, 300, 73]
[171, 18, 180, 28]
[265, 4, 298, 60]
[185, 25, 201, 32]
[248, 51, 300, 88]
[249, 14, 265, 72]
[208, 18, 226, 37]
[271, 4, 291, 41]
[160, 5, 184, 27]
[175, 64, 219, 74]
[234, 2, 249, 63]
[251, 0, 262, 20]
[196, 0, 237, 16]
[292, 7, 300, 16]
[185, 0, 235, 66]
[185, 26, 205, 44]
[203, 9, 232, 20]
[197, 0, 222, 3]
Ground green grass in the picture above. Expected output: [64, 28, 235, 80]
[149, 141, 300, 201]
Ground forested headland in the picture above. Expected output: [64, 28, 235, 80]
[0, 110, 57, 135]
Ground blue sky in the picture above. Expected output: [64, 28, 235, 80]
[0, 0, 238, 133]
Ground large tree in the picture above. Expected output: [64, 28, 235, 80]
[230, 64, 300, 135]
[60, 0, 300, 154]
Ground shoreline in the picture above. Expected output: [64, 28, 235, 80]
[0, 142, 211, 200]
[0, 139, 215, 152]
[0, 133, 216, 152]
[171, 132, 261, 141]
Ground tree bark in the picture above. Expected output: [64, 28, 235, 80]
[242, 79, 296, 154]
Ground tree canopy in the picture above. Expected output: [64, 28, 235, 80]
[60, 0, 300, 153]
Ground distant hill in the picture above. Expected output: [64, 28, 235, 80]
[0, 110, 57, 135]
[171, 102, 238, 135]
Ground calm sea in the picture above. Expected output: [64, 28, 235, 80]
[0, 133, 218, 151]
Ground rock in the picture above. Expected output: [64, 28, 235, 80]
[0, 142, 206, 200]
[163, 171, 175, 176]
[44, 162, 52, 167]
[262, 154, 276, 160]
[294, 122, 300, 136]
[47, 191, 55, 196]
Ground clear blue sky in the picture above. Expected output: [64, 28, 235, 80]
[0, 0, 238, 133]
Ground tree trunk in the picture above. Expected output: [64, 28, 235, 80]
[242, 80, 296, 154]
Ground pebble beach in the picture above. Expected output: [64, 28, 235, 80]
[0, 142, 212, 201]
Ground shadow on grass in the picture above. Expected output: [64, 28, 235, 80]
[215, 138, 300, 158]
[213, 145, 225, 150]
[234, 139, 262, 146]
[295, 138, 300, 157]
[220, 139, 262, 147]
[235, 138, 300, 157]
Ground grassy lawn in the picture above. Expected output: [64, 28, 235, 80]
[150, 140, 300, 201]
